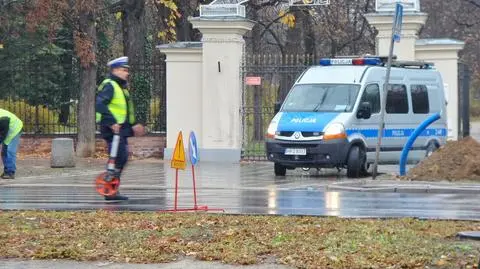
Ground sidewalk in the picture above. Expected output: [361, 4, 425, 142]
[0, 259, 291, 269]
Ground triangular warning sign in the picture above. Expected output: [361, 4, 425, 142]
[171, 131, 186, 170]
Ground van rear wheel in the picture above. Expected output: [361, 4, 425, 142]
[425, 142, 439, 157]
[347, 145, 366, 178]
[274, 163, 287, 176]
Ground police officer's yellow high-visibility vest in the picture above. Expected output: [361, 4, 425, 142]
[95, 79, 135, 124]
[0, 109, 23, 145]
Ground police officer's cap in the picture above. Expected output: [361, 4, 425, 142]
[107, 56, 130, 69]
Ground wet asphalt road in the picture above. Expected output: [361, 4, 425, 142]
[1, 158, 480, 220]
[1, 122, 480, 219]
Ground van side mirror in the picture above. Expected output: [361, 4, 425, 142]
[357, 101, 372, 119]
[274, 101, 282, 114]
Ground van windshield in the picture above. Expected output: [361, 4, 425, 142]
[281, 84, 361, 112]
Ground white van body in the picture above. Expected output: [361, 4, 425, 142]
[265, 57, 447, 177]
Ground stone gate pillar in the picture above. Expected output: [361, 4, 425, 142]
[365, 3, 427, 60]
[157, 42, 203, 158]
[189, 17, 254, 162]
[415, 39, 465, 140]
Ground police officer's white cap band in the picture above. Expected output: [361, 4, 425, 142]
[108, 56, 129, 68]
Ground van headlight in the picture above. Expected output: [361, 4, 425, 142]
[266, 121, 278, 139]
[266, 113, 281, 139]
[323, 123, 347, 140]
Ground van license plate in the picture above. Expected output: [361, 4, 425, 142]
[285, 148, 306, 155]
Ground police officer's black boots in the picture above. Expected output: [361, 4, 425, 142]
[104, 192, 128, 201]
[104, 169, 128, 201]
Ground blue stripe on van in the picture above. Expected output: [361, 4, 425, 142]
[346, 128, 447, 138]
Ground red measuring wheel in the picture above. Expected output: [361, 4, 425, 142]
[95, 172, 120, 197]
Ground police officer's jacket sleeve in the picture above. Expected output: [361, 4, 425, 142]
[96, 83, 117, 125]
[0, 116, 10, 144]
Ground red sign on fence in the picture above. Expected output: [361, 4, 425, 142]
[245, 76, 262, 86]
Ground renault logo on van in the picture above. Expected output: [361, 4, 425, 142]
[294, 132, 301, 139]
[290, 118, 316, 123]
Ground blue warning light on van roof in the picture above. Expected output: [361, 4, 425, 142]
[319, 57, 382, 66]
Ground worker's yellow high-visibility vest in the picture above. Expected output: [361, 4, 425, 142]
[0, 109, 23, 145]
[95, 79, 135, 124]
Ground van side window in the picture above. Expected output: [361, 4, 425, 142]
[411, 85, 429, 113]
[360, 84, 380, 113]
[386, 84, 408, 114]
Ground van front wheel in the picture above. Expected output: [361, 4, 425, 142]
[274, 163, 287, 176]
[347, 145, 366, 178]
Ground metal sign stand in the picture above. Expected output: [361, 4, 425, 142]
[160, 131, 224, 213]
[372, 3, 403, 180]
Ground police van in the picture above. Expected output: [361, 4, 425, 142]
[265, 56, 447, 178]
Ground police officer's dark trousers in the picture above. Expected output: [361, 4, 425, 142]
[101, 126, 130, 178]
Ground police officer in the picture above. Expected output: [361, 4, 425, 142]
[0, 109, 23, 179]
[96, 56, 145, 200]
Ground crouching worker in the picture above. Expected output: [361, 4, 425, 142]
[0, 109, 23, 179]
[95, 56, 146, 201]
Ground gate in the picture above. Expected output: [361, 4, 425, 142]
[241, 54, 317, 160]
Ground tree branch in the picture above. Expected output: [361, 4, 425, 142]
[108, 0, 125, 13]
[256, 20, 284, 54]
[453, 18, 476, 28]
[248, 0, 281, 9]
[463, 0, 480, 9]
[258, 12, 290, 40]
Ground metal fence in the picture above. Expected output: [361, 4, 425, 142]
[241, 54, 317, 160]
[0, 55, 167, 135]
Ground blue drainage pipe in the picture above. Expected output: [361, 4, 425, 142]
[399, 112, 441, 176]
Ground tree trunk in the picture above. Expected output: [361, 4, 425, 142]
[280, 8, 305, 101]
[248, 2, 264, 141]
[122, 0, 149, 124]
[76, 8, 97, 157]
[304, 15, 315, 59]
[176, 0, 192, 41]
[122, 0, 146, 67]
[59, 25, 74, 125]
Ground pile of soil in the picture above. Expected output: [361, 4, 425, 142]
[406, 136, 480, 181]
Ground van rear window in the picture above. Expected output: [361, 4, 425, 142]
[386, 84, 408, 114]
[411, 85, 430, 113]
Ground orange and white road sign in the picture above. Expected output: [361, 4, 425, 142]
[171, 131, 186, 170]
